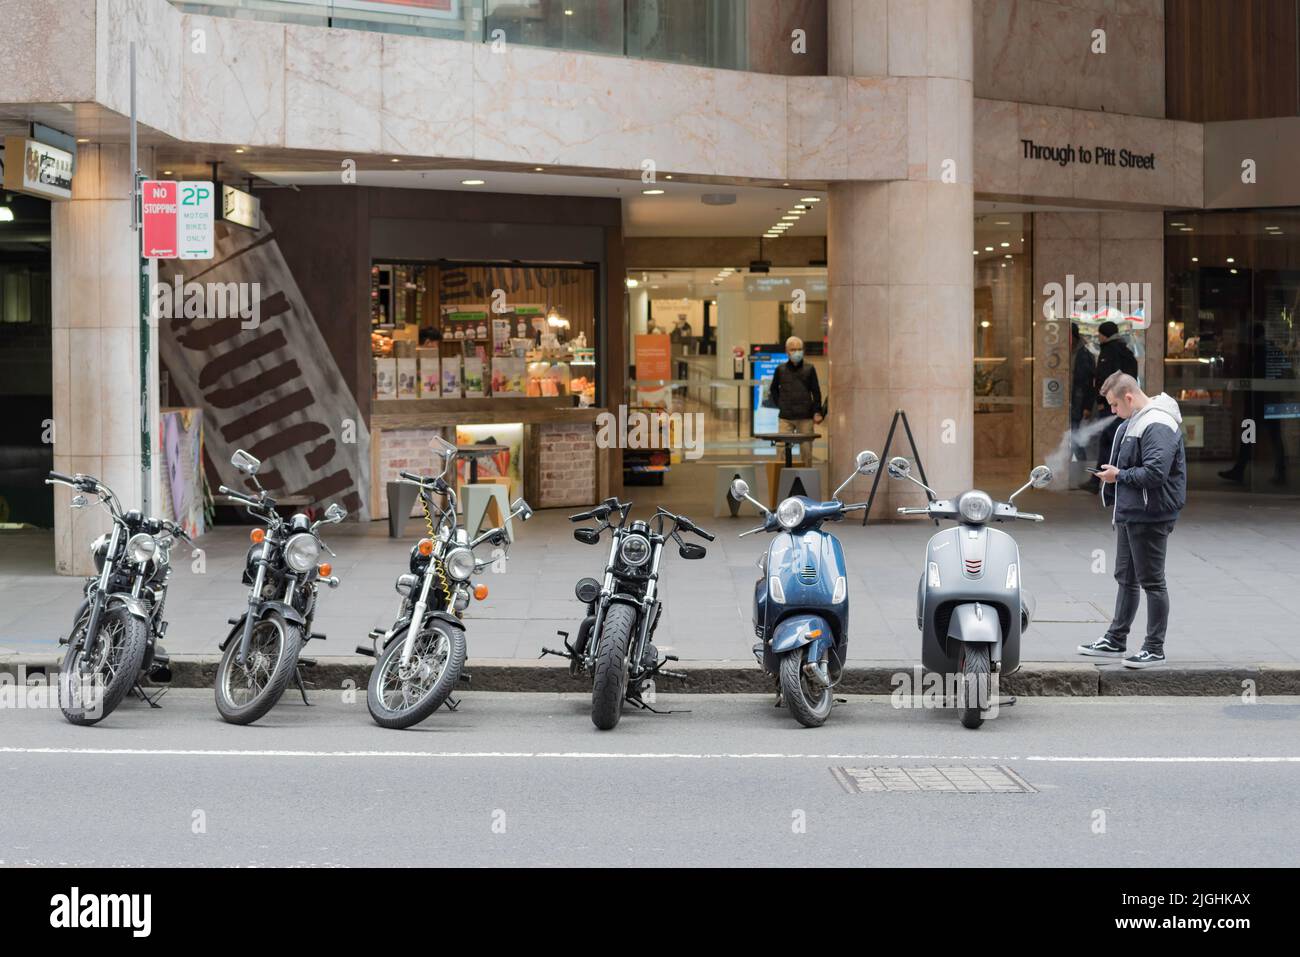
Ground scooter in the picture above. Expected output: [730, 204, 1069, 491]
[729, 450, 880, 727]
[888, 457, 1052, 729]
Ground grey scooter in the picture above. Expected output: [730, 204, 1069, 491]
[889, 459, 1052, 729]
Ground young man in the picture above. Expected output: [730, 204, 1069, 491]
[767, 336, 823, 465]
[1078, 372, 1187, 668]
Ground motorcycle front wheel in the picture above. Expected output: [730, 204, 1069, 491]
[366, 622, 466, 729]
[957, 644, 992, 729]
[590, 603, 637, 731]
[780, 645, 833, 728]
[59, 606, 148, 726]
[215, 611, 302, 725]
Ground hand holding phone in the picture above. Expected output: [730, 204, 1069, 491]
[1086, 467, 1103, 475]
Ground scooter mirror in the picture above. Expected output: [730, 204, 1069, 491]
[324, 503, 347, 523]
[730, 478, 750, 501]
[855, 450, 880, 475]
[573, 527, 601, 545]
[886, 456, 911, 479]
[230, 449, 261, 476]
[679, 543, 707, 560]
[1030, 464, 1053, 488]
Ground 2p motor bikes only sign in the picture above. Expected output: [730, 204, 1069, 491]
[141, 180, 215, 260]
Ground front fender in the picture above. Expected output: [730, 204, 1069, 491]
[947, 602, 1002, 645]
[106, 593, 149, 621]
[770, 614, 832, 657]
[219, 602, 307, 650]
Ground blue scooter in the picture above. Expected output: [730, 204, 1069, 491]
[730, 450, 880, 727]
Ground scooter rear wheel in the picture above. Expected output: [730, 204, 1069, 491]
[780, 646, 833, 728]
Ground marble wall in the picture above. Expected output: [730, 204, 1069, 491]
[975, 0, 1165, 118]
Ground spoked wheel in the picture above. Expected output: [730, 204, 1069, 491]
[366, 623, 466, 730]
[779, 644, 833, 728]
[957, 644, 992, 730]
[59, 606, 147, 726]
[215, 611, 302, 725]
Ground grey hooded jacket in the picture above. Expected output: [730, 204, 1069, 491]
[1100, 392, 1188, 524]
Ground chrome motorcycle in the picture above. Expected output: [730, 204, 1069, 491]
[45, 471, 191, 725]
[214, 449, 345, 725]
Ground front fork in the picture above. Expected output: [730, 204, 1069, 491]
[399, 564, 438, 668]
[78, 524, 121, 664]
[237, 563, 266, 666]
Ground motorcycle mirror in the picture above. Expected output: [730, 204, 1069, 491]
[230, 449, 261, 476]
[730, 478, 750, 501]
[678, 542, 707, 560]
[886, 456, 911, 479]
[325, 503, 347, 523]
[573, 527, 601, 545]
[1030, 464, 1053, 488]
[511, 497, 534, 522]
[70, 495, 88, 509]
[855, 450, 880, 475]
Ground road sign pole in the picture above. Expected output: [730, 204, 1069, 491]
[130, 41, 152, 514]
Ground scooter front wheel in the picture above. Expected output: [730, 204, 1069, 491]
[780, 646, 833, 728]
[957, 645, 992, 729]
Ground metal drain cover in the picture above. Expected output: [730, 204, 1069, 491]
[832, 765, 1036, 794]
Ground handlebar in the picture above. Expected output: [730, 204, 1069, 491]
[399, 470, 448, 492]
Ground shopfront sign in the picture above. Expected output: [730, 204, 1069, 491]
[1021, 138, 1156, 170]
[178, 181, 215, 260]
[141, 180, 179, 259]
[2, 135, 74, 200]
[635, 334, 672, 381]
[220, 184, 260, 230]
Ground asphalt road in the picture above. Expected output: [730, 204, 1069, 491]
[2, 691, 1298, 867]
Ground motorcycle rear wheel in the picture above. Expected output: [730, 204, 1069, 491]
[59, 606, 148, 726]
[367, 622, 466, 729]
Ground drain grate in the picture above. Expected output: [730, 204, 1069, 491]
[831, 765, 1036, 794]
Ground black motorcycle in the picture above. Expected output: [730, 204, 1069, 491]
[543, 498, 713, 730]
[359, 437, 533, 729]
[45, 471, 191, 725]
[214, 449, 345, 725]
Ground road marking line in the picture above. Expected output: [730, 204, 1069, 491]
[2, 747, 1299, 762]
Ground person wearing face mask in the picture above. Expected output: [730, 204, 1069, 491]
[767, 336, 823, 465]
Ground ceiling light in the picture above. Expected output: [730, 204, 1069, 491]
[1230, 268, 1238, 274]
[162, 170, 173, 176]
[1179, 227, 1193, 232]
[533, 166, 544, 171]
[995, 220, 1010, 225]
[1226, 257, 1234, 263]
[980, 320, 991, 328]
[1191, 257, 1199, 262]
[234, 147, 246, 154]
[462, 179, 485, 186]
[391, 157, 401, 163]
[800, 197, 821, 203]
[1170, 222, 1185, 227]
[665, 175, 673, 180]
[765, 233, 779, 238]
[76, 138, 89, 144]
[0, 207, 13, 222]
[625, 278, 639, 288]
[985, 246, 993, 251]
[1000, 242, 1010, 247]
[642, 188, 665, 195]
[782, 215, 799, 221]
[1004, 254, 1012, 259]
[973, 250, 979, 255]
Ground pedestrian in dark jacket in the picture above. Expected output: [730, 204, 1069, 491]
[1081, 321, 1139, 490]
[767, 336, 823, 464]
[1069, 323, 1096, 458]
[1078, 372, 1187, 668]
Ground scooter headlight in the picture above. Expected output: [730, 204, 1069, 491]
[619, 534, 651, 567]
[776, 497, 806, 530]
[957, 490, 994, 525]
[126, 533, 158, 565]
[284, 532, 320, 573]
[444, 546, 475, 581]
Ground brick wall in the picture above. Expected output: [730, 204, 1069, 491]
[375, 428, 447, 521]
[539, 423, 596, 508]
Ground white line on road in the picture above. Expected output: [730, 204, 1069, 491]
[2, 746, 1300, 763]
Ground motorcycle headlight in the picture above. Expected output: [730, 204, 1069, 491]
[444, 546, 475, 581]
[284, 532, 320, 573]
[126, 533, 158, 565]
[619, 534, 651, 567]
[957, 490, 994, 525]
[395, 573, 419, 598]
[776, 497, 806, 530]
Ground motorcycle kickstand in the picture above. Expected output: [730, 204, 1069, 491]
[133, 682, 166, 709]
[442, 671, 472, 712]
[293, 667, 312, 706]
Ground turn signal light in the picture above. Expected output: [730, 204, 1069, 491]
[474, 584, 489, 601]
[417, 538, 434, 556]
[318, 563, 332, 578]
[250, 528, 265, 544]
[807, 629, 822, 638]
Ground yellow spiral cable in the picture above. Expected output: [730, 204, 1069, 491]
[418, 490, 452, 606]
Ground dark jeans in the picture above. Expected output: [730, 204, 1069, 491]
[1105, 520, 1175, 653]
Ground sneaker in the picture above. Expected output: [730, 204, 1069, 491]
[1078, 637, 1125, 657]
[1122, 649, 1166, 669]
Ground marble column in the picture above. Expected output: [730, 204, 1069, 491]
[51, 144, 160, 575]
[827, 0, 975, 511]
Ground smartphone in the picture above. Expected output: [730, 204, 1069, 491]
[1086, 467, 1103, 474]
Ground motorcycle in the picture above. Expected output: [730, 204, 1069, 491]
[214, 449, 345, 725]
[542, 498, 713, 730]
[45, 471, 191, 725]
[729, 450, 880, 727]
[359, 436, 534, 729]
[888, 457, 1052, 729]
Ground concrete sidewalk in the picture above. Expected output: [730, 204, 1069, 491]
[2, 489, 1298, 664]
